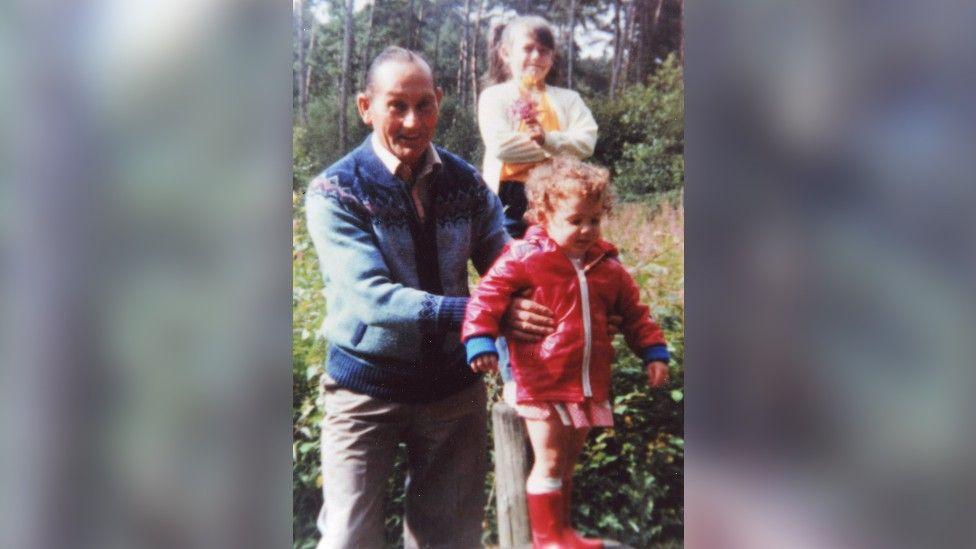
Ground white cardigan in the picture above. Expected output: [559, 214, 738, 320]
[477, 81, 598, 193]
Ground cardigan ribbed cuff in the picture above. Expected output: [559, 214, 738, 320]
[640, 344, 670, 364]
[437, 296, 468, 331]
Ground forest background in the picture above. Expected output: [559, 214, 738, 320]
[292, 0, 685, 547]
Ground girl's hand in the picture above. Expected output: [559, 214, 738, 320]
[646, 361, 669, 388]
[470, 354, 499, 374]
[526, 120, 545, 145]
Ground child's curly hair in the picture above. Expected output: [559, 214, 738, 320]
[524, 155, 614, 224]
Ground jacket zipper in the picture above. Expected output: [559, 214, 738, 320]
[572, 258, 593, 397]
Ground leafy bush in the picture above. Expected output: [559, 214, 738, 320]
[293, 96, 370, 190]
[292, 192, 327, 548]
[590, 54, 685, 199]
[435, 97, 483, 169]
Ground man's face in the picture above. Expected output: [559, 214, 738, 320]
[357, 61, 443, 168]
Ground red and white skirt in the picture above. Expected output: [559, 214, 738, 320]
[514, 398, 614, 428]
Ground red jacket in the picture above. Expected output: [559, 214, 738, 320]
[462, 225, 669, 403]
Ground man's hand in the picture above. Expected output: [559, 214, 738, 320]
[646, 361, 669, 388]
[470, 354, 498, 374]
[502, 297, 556, 342]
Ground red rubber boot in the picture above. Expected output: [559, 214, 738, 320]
[526, 490, 570, 548]
[563, 479, 603, 549]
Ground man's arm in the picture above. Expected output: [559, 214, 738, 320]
[306, 179, 465, 333]
[470, 181, 510, 276]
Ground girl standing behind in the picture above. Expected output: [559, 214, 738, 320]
[479, 15, 598, 239]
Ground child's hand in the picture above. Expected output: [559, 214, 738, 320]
[470, 354, 498, 374]
[646, 361, 669, 388]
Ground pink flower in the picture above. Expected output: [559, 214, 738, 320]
[509, 97, 538, 123]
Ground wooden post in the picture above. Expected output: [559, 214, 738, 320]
[491, 401, 532, 548]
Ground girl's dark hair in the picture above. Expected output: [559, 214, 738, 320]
[483, 15, 562, 88]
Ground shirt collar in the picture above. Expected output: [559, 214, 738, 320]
[370, 132, 441, 184]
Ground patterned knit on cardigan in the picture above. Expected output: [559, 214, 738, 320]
[305, 137, 509, 402]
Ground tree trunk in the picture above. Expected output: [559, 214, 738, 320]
[433, 18, 442, 74]
[621, 0, 636, 85]
[416, 1, 426, 53]
[407, 0, 416, 50]
[677, 0, 685, 63]
[301, 30, 315, 122]
[648, 0, 665, 65]
[469, 0, 485, 113]
[633, 0, 652, 83]
[610, 0, 623, 99]
[566, 0, 577, 89]
[339, 0, 354, 151]
[456, 0, 471, 108]
[360, 1, 375, 89]
[293, 0, 307, 125]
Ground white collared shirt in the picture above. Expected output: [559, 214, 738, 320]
[370, 133, 441, 222]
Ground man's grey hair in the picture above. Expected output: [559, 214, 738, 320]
[363, 46, 434, 95]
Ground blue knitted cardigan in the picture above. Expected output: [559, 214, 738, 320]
[305, 137, 509, 402]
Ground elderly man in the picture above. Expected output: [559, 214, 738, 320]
[305, 47, 554, 549]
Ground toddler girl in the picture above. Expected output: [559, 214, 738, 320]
[479, 15, 598, 239]
[462, 156, 669, 548]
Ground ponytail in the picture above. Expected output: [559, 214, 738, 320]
[483, 22, 510, 87]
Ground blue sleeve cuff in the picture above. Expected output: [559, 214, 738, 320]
[465, 336, 498, 363]
[640, 344, 670, 364]
[438, 296, 469, 331]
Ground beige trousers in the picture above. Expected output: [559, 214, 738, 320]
[316, 374, 488, 549]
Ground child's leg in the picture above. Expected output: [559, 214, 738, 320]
[523, 417, 570, 546]
[524, 417, 566, 490]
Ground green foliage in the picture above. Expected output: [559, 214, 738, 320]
[590, 54, 685, 199]
[293, 95, 369, 190]
[292, 192, 328, 547]
[573, 312, 685, 545]
[434, 96, 483, 169]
